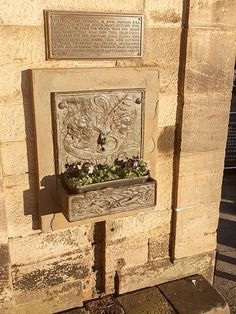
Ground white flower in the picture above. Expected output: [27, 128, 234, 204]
[133, 160, 139, 167]
[77, 162, 82, 170]
[88, 165, 94, 174]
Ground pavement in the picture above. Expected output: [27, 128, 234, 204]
[214, 170, 236, 314]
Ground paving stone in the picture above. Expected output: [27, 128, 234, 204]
[116, 287, 176, 314]
[159, 275, 230, 314]
[84, 296, 125, 314]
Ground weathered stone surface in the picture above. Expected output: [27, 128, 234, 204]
[9, 224, 94, 265]
[12, 279, 91, 314]
[1, 140, 36, 176]
[185, 29, 236, 95]
[159, 275, 230, 314]
[106, 237, 148, 273]
[11, 247, 96, 308]
[145, 0, 182, 28]
[155, 156, 174, 210]
[3, 173, 39, 238]
[12, 256, 89, 292]
[173, 203, 219, 259]
[0, 244, 13, 304]
[0, 103, 34, 142]
[148, 234, 170, 261]
[106, 209, 171, 244]
[117, 287, 176, 313]
[117, 28, 180, 95]
[158, 94, 178, 127]
[181, 94, 231, 153]
[189, 0, 236, 28]
[177, 151, 225, 208]
[0, 26, 44, 65]
[143, 28, 180, 94]
[0, 153, 8, 243]
[0, 60, 117, 105]
[118, 251, 215, 294]
[0, 0, 144, 26]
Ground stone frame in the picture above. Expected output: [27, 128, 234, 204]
[31, 67, 159, 231]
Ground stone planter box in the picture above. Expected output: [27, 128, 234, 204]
[58, 177, 157, 222]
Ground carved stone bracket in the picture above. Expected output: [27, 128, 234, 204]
[59, 179, 156, 222]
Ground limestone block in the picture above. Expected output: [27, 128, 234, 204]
[142, 28, 180, 94]
[9, 224, 94, 265]
[148, 234, 170, 261]
[13, 278, 94, 314]
[145, 0, 182, 28]
[106, 208, 171, 244]
[0, 59, 116, 105]
[143, 28, 181, 68]
[11, 256, 96, 311]
[106, 238, 148, 273]
[0, 0, 144, 26]
[155, 155, 174, 210]
[0, 156, 8, 243]
[3, 173, 39, 238]
[0, 194, 7, 243]
[185, 29, 236, 95]
[1, 140, 36, 176]
[173, 203, 219, 259]
[0, 26, 44, 65]
[118, 251, 215, 294]
[159, 67, 179, 95]
[189, 0, 236, 29]
[158, 94, 178, 127]
[117, 28, 180, 94]
[11, 250, 93, 293]
[0, 103, 34, 142]
[105, 271, 116, 295]
[181, 94, 231, 153]
[177, 151, 225, 208]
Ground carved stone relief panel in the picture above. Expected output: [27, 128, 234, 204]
[52, 89, 145, 173]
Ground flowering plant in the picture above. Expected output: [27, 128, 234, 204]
[62, 156, 150, 190]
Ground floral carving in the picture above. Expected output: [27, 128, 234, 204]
[54, 90, 144, 172]
[70, 183, 155, 219]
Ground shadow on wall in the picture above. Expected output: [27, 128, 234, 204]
[21, 69, 40, 230]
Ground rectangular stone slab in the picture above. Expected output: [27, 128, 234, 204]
[59, 179, 156, 222]
[31, 67, 159, 231]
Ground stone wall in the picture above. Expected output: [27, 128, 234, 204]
[0, 1, 235, 313]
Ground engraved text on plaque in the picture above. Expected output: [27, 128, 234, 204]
[44, 11, 143, 59]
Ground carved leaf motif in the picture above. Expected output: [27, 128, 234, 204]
[54, 90, 144, 172]
[71, 183, 155, 218]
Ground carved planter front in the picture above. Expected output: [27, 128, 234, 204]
[59, 178, 156, 222]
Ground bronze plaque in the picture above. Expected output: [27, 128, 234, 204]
[44, 10, 143, 59]
[52, 89, 145, 174]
